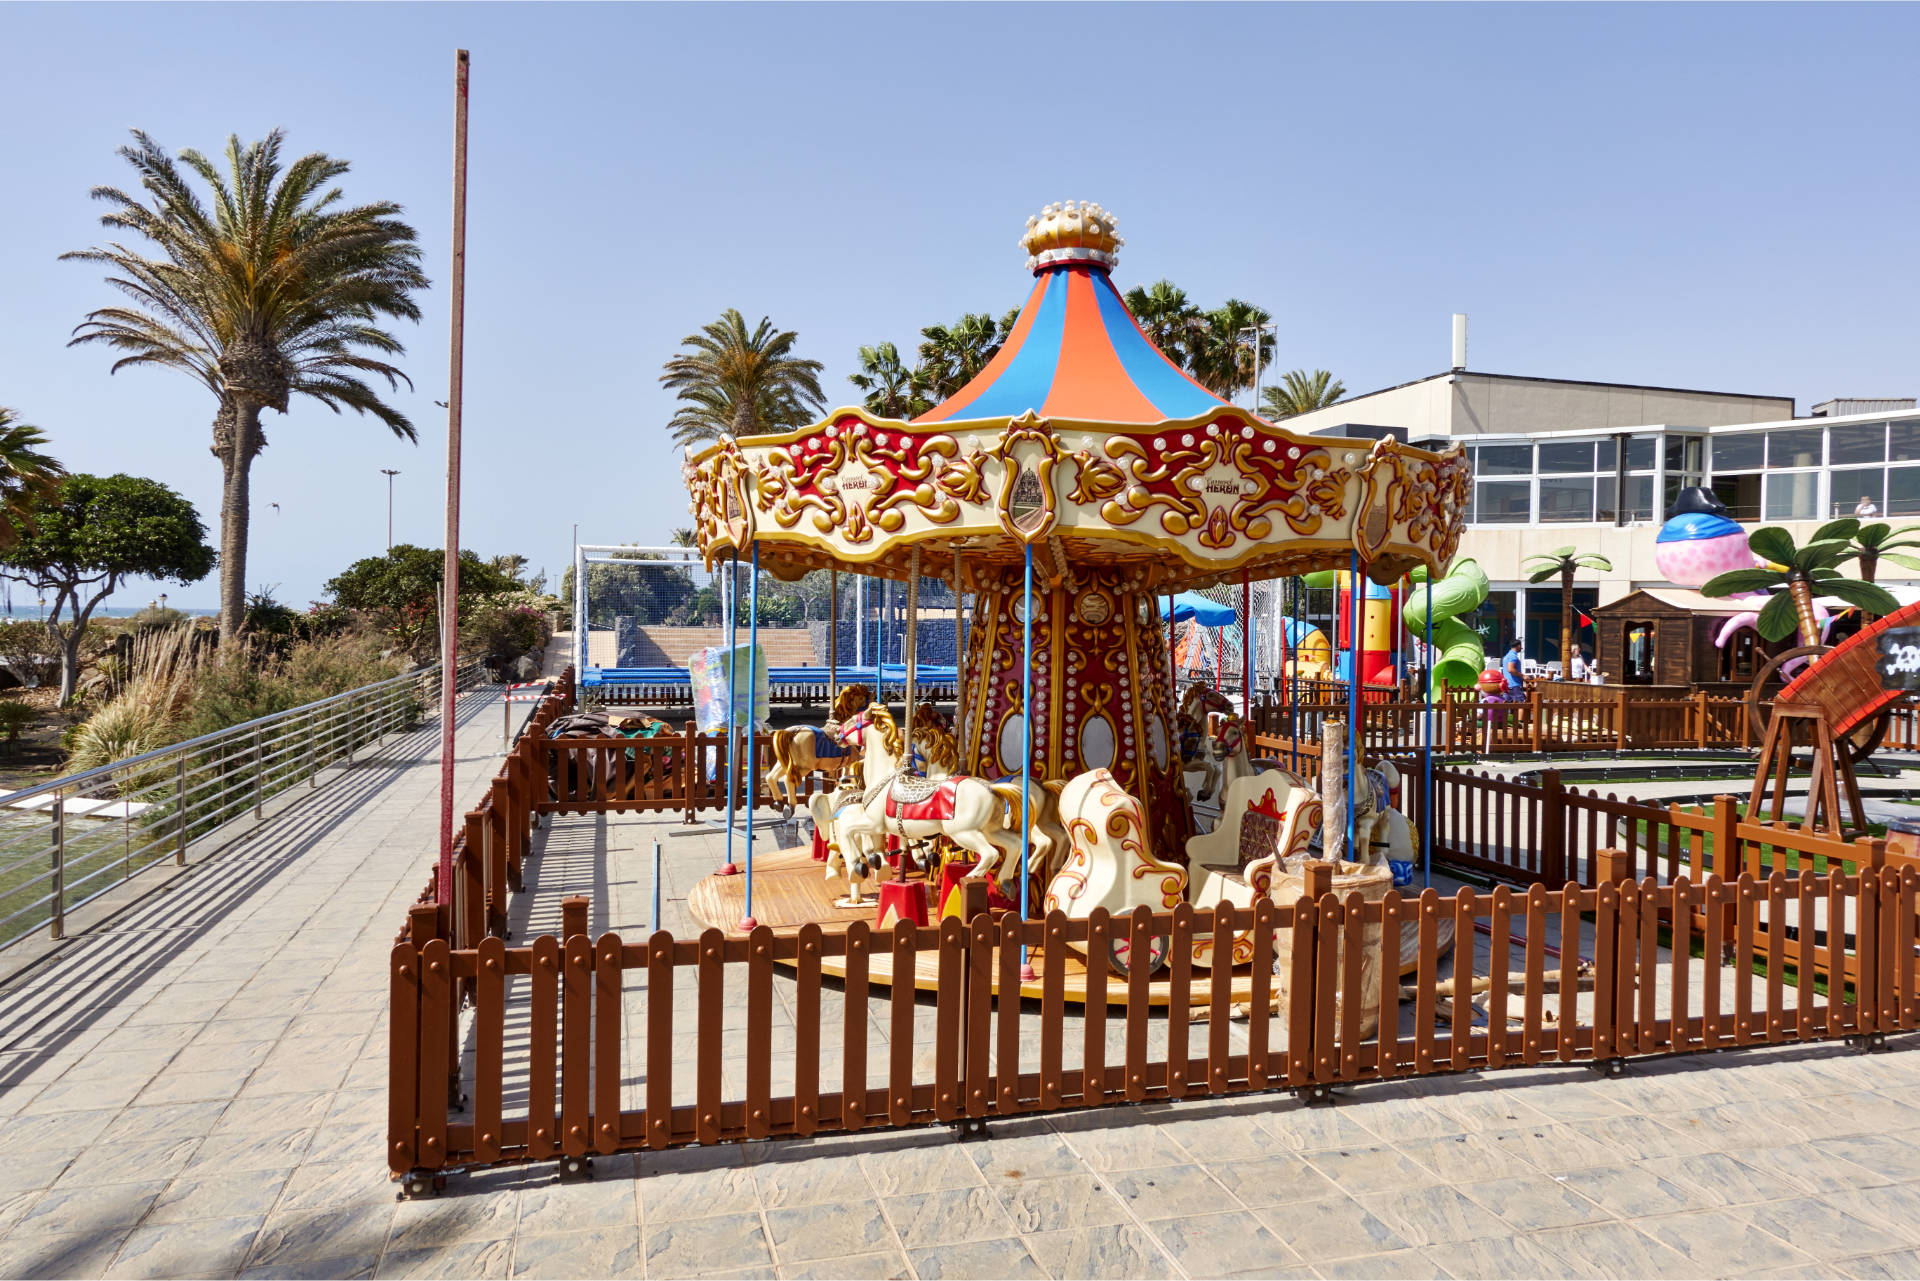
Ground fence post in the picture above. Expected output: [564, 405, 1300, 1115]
[253, 726, 265, 820]
[683, 721, 699, 825]
[1541, 769, 1566, 887]
[1711, 796, 1739, 954]
[1614, 688, 1628, 753]
[175, 757, 188, 865]
[1528, 686, 1543, 753]
[1597, 847, 1634, 1062]
[49, 792, 65, 940]
[561, 895, 589, 941]
[1693, 690, 1709, 749]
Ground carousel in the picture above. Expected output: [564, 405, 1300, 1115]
[682, 201, 1472, 1002]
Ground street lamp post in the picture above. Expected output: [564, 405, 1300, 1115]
[1240, 321, 1272, 415]
[380, 469, 401, 551]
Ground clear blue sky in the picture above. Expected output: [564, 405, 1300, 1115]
[2, 2, 1915, 608]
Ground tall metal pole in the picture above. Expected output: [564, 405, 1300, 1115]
[1423, 573, 1435, 889]
[1019, 542, 1034, 974]
[740, 543, 760, 930]
[1347, 552, 1362, 862]
[381, 469, 400, 551]
[720, 552, 739, 876]
[828, 568, 838, 707]
[953, 550, 968, 761]
[436, 49, 470, 907]
[1290, 579, 1300, 775]
[1241, 573, 1252, 717]
[904, 551, 920, 770]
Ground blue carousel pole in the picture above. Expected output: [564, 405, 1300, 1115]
[1423, 571, 1435, 889]
[1289, 578, 1301, 775]
[1020, 541, 1035, 973]
[1347, 551, 1362, 862]
[721, 550, 739, 876]
[740, 541, 760, 930]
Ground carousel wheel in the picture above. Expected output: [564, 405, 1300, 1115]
[1107, 930, 1171, 979]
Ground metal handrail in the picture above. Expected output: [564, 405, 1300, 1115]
[0, 659, 489, 951]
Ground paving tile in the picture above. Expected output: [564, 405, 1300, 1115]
[1638, 1207, 1816, 1274]
[0, 1148, 73, 1195]
[101, 1100, 231, 1146]
[775, 1251, 909, 1281]
[1456, 1172, 1609, 1231]
[991, 1174, 1126, 1235]
[1252, 1193, 1407, 1262]
[1554, 1164, 1707, 1219]
[1301, 1143, 1440, 1196]
[8, 1180, 167, 1240]
[1051, 1118, 1190, 1171]
[16, 1072, 152, 1115]
[1529, 1221, 1699, 1279]
[1738, 1141, 1896, 1194]
[765, 1200, 893, 1264]
[1739, 1199, 1909, 1261]
[275, 1160, 396, 1213]
[246, 1204, 398, 1273]
[1424, 1234, 1569, 1280]
[1103, 1164, 1236, 1222]
[1826, 1183, 1920, 1239]
[187, 1126, 318, 1174]
[514, 1176, 639, 1238]
[885, 1185, 1015, 1248]
[373, 1238, 514, 1279]
[1023, 1225, 1170, 1281]
[55, 1136, 200, 1190]
[1149, 1111, 1286, 1163]
[1824, 1133, 1920, 1184]
[134, 1065, 255, 1106]
[966, 1132, 1087, 1183]
[0, 1108, 117, 1154]
[1313, 1249, 1453, 1280]
[644, 1211, 770, 1277]
[107, 1213, 266, 1279]
[1838, 1248, 1920, 1280]
[905, 1237, 1046, 1280]
[1150, 1209, 1299, 1277]
[1476, 1123, 1639, 1174]
[858, 1141, 985, 1196]
[754, 1155, 875, 1209]
[145, 1165, 293, 1225]
[1204, 1153, 1340, 1208]
[1355, 1185, 1509, 1249]
[0, 1228, 127, 1279]
[1258, 1105, 1382, 1153]
[638, 1161, 760, 1224]
[511, 1225, 644, 1279]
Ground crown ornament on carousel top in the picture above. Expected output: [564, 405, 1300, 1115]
[1021, 200, 1124, 272]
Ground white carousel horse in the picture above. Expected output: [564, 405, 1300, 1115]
[1183, 768, 1322, 969]
[830, 704, 1027, 883]
[1178, 684, 1251, 802]
[1043, 769, 1189, 976]
[1353, 758, 1415, 872]
[911, 703, 1064, 889]
[808, 788, 879, 906]
[766, 684, 871, 815]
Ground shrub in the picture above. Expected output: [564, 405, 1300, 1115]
[0, 621, 60, 687]
[130, 606, 190, 631]
[0, 698, 35, 746]
[461, 594, 549, 668]
[178, 632, 410, 741]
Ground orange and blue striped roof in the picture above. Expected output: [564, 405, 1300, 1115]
[914, 264, 1231, 426]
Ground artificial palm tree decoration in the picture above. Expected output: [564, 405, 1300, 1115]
[1523, 546, 1614, 671]
[1836, 520, 1920, 586]
[847, 343, 930, 419]
[661, 309, 825, 449]
[1701, 520, 1898, 647]
[65, 130, 426, 643]
[1261, 370, 1348, 420]
[0, 410, 66, 550]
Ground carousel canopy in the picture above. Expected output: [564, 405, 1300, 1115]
[685, 201, 1471, 592]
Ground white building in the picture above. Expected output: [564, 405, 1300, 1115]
[1281, 348, 1917, 664]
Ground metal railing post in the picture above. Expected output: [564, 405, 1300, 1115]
[50, 793, 64, 939]
[175, 757, 187, 864]
[308, 709, 319, 787]
[253, 726, 265, 820]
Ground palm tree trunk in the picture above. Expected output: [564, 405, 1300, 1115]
[1790, 578, 1822, 649]
[1863, 549, 1880, 584]
[212, 401, 261, 645]
[1559, 565, 1574, 677]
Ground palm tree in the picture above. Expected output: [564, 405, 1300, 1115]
[848, 342, 930, 419]
[1702, 520, 1897, 648]
[1123, 280, 1202, 364]
[660, 309, 825, 449]
[1836, 520, 1920, 586]
[65, 130, 426, 643]
[1523, 547, 1614, 671]
[916, 313, 1005, 401]
[1261, 370, 1348, 420]
[0, 410, 66, 550]
[1189, 300, 1274, 401]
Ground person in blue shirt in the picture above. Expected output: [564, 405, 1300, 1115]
[1503, 638, 1525, 695]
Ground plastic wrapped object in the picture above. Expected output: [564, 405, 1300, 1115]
[1272, 860, 1393, 1038]
[689, 643, 769, 733]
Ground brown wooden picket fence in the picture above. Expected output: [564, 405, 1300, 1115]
[389, 851, 1920, 1184]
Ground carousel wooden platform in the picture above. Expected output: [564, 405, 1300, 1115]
[687, 845, 1453, 1006]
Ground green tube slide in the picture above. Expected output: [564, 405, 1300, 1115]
[1403, 559, 1489, 695]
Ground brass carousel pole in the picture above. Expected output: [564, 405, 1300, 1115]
[828, 567, 838, 708]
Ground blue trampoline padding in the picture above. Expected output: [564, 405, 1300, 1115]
[582, 664, 959, 687]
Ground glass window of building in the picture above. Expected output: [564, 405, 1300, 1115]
[1832, 468, 1886, 518]
[1623, 435, 1656, 471]
[1891, 467, 1920, 518]
[1768, 428, 1824, 468]
[1830, 422, 1887, 466]
[1474, 480, 1531, 523]
[1709, 431, 1767, 520]
[1537, 441, 1594, 473]
[1538, 476, 1595, 522]
[1765, 471, 1819, 521]
[1475, 444, 1531, 476]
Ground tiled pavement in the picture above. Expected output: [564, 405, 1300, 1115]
[6, 691, 1920, 1277]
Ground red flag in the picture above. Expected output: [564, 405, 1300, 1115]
[1577, 610, 1594, 628]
